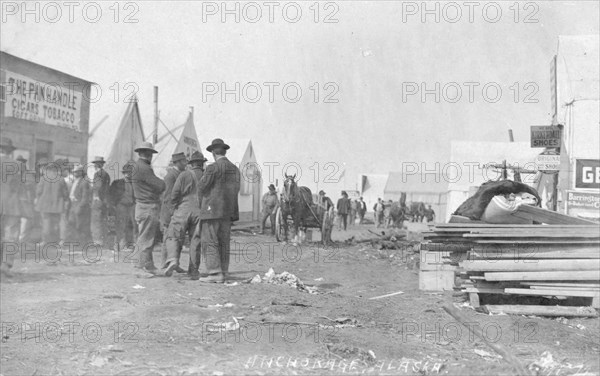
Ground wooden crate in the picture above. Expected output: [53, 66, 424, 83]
[419, 270, 456, 291]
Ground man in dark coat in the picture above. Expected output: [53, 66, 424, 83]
[357, 197, 367, 224]
[131, 142, 166, 274]
[1, 137, 23, 274]
[159, 152, 187, 269]
[195, 138, 240, 283]
[108, 161, 137, 250]
[68, 164, 92, 245]
[16, 155, 35, 242]
[336, 191, 350, 231]
[35, 159, 69, 245]
[259, 184, 279, 235]
[91, 156, 111, 248]
[164, 151, 207, 278]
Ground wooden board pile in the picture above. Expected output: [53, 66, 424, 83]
[421, 208, 600, 315]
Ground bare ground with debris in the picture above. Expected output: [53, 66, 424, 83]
[1, 223, 599, 376]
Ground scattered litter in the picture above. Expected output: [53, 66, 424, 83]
[132, 285, 145, 289]
[251, 268, 318, 294]
[205, 317, 240, 333]
[90, 355, 109, 367]
[314, 277, 324, 281]
[208, 303, 235, 309]
[224, 282, 240, 286]
[102, 345, 124, 352]
[102, 294, 124, 299]
[320, 316, 360, 328]
[368, 350, 376, 359]
[474, 349, 501, 359]
[368, 291, 404, 300]
[576, 324, 586, 330]
[250, 275, 261, 284]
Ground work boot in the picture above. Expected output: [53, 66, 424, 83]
[163, 262, 178, 277]
[175, 266, 186, 273]
[197, 273, 224, 283]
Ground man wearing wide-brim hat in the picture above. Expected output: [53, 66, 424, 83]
[131, 142, 165, 274]
[159, 152, 188, 273]
[108, 161, 138, 251]
[192, 138, 240, 283]
[90, 156, 111, 248]
[35, 158, 70, 245]
[0, 137, 23, 275]
[260, 184, 279, 235]
[67, 164, 92, 244]
[164, 150, 208, 278]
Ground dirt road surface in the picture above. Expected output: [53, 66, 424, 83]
[1, 223, 599, 376]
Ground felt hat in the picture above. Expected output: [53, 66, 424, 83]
[0, 137, 16, 152]
[268, 184, 276, 191]
[188, 151, 207, 163]
[319, 190, 326, 195]
[206, 138, 230, 152]
[73, 164, 85, 173]
[134, 141, 158, 154]
[171, 152, 187, 163]
[92, 156, 106, 164]
[16, 155, 27, 163]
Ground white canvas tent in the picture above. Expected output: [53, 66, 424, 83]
[153, 111, 201, 179]
[358, 173, 389, 212]
[105, 100, 146, 179]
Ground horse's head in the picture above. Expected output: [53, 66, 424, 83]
[283, 174, 297, 200]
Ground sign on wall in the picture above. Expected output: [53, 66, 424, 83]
[566, 190, 600, 222]
[3, 70, 82, 131]
[575, 159, 600, 189]
[530, 125, 561, 148]
[535, 153, 560, 172]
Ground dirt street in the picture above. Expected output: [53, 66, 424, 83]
[1, 223, 599, 376]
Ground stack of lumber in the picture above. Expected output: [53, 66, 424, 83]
[421, 221, 600, 313]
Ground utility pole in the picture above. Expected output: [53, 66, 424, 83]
[153, 86, 159, 145]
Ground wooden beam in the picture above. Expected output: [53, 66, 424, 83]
[460, 259, 600, 272]
[511, 205, 597, 225]
[484, 305, 598, 317]
[520, 282, 600, 288]
[504, 288, 600, 298]
[484, 270, 600, 281]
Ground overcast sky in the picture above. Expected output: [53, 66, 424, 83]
[2, 1, 599, 194]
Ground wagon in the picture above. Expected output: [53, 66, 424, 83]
[274, 202, 335, 244]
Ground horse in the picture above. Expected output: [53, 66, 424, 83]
[407, 202, 426, 222]
[281, 174, 313, 243]
[389, 202, 406, 228]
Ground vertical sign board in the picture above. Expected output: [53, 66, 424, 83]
[530, 126, 562, 148]
[566, 191, 600, 222]
[575, 159, 600, 189]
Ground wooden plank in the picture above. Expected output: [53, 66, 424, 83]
[511, 205, 598, 225]
[484, 305, 598, 317]
[474, 240, 599, 244]
[484, 270, 600, 281]
[473, 245, 600, 253]
[469, 292, 480, 307]
[504, 288, 600, 298]
[435, 224, 599, 228]
[460, 259, 600, 272]
[520, 282, 600, 288]
[463, 233, 599, 238]
[464, 288, 506, 294]
[529, 285, 600, 291]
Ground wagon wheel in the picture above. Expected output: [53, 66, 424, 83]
[321, 208, 334, 244]
[275, 207, 286, 242]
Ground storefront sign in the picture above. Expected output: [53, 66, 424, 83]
[566, 190, 600, 222]
[3, 70, 82, 131]
[575, 159, 600, 189]
[535, 153, 560, 172]
[530, 125, 561, 148]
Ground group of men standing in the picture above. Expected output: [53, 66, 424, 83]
[125, 138, 241, 283]
[336, 192, 367, 230]
[0, 136, 241, 283]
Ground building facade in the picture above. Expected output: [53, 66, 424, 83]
[1, 51, 93, 167]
